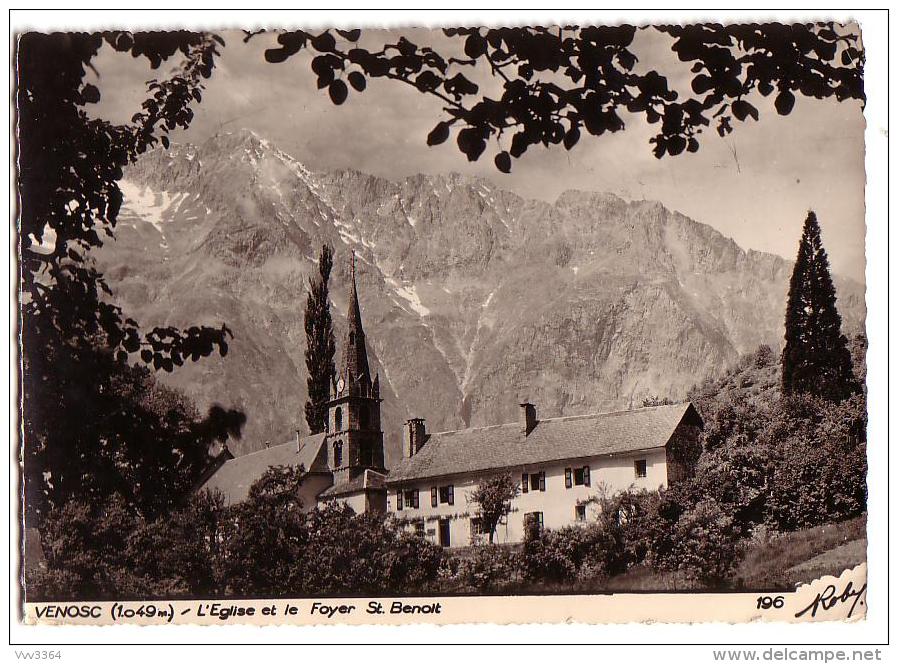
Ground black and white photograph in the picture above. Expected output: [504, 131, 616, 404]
[11, 9, 886, 641]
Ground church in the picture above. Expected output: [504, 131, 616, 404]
[198, 255, 703, 548]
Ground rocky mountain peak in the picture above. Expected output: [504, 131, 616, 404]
[100, 131, 866, 466]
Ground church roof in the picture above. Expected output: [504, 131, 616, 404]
[338, 252, 372, 393]
[319, 468, 387, 498]
[386, 403, 701, 484]
[198, 433, 329, 504]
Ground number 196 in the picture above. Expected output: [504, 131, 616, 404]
[756, 595, 785, 609]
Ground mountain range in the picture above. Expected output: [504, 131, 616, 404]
[95, 129, 866, 466]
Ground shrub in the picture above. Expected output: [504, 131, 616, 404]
[456, 543, 519, 591]
[26, 494, 139, 601]
[520, 523, 614, 584]
[669, 499, 741, 586]
[754, 344, 775, 368]
[124, 490, 226, 598]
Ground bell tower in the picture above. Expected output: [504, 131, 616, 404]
[325, 252, 385, 486]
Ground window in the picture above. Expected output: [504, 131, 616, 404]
[529, 471, 545, 492]
[634, 459, 647, 478]
[395, 488, 403, 511]
[404, 489, 419, 509]
[414, 519, 425, 537]
[524, 511, 544, 538]
[333, 440, 343, 467]
[334, 407, 343, 431]
[575, 504, 587, 522]
[439, 485, 455, 505]
[567, 466, 591, 488]
[470, 517, 486, 538]
[431, 487, 438, 508]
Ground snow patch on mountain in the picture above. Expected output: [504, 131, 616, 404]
[119, 179, 174, 235]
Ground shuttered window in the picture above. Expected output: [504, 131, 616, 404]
[538, 471, 546, 492]
[396, 489, 403, 511]
[412, 489, 420, 509]
[583, 465, 590, 487]
[525, 511, 544, 537]
[431, 487, 438, 508]
[564, 467, 573, 489]
[521, 473, 529, 493]
[438, 485, 455, 505]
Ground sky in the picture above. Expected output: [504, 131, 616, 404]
[89, 26, 867, 283]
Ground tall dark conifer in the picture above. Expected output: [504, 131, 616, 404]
[781, 211, 856, 401]
[304, 244, 336, 434]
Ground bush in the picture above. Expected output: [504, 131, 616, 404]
[124, 490, 226, 598]
[456, 543, 519, 591]
[668, 499, 742, 586]
[295, 504, 443, 595]
[26, 494, 139, 601]
[520, 523, 614, 584]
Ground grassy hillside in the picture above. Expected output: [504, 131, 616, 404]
[732, 515, 867, 590]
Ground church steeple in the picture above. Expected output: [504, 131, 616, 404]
[325, 251, 385, 483]
[339, 252, 373, 396]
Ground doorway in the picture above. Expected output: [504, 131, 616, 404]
[438, 518, 451, 547]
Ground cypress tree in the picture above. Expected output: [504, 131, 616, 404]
[781, 211, 856, 401]
[304, 244, 336, 434]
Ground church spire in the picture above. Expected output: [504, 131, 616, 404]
[340, 251, 372, 395]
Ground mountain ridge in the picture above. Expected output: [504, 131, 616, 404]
[96, 128, 865, 466]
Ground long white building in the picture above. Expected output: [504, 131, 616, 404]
[198, 254, 703, 548]
[385, 402, 702, 547]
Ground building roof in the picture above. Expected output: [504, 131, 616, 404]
[198, 433, 329, 504]
[386, 403, 701, 484]
[319, 468, 387, 498]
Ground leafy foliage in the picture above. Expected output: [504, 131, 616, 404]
[257, 23, 863, 170]
[28, 466, 444, 600]
[18, 31, 242, 526]
[26, 495, 138, 601]
[214, 466, 444, 597]
[304, 244, 337, 434]
[666, 499, 741, 585]
[688, 345, 866, 532]
[469, 472, 521, 543]
[782, 211, 857, 401]
[642, 395, 676, 407]
[454, 543, 520, 591]
[17, 31, 231, 369]
[22, 327, 245, 523]
[295, 503, 443, 596]
[220, 465, 310, 596]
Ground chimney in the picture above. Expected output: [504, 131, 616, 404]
[519, 402, 537, 436]
[403, 418, 427, 458]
